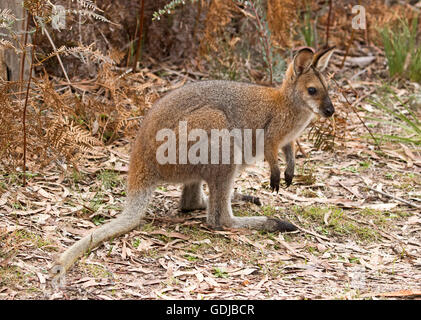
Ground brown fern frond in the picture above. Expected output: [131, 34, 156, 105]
[267, 0, 299, 47]
[200, 0, 239, 54]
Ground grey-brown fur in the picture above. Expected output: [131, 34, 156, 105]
[51, 47, 336, 281]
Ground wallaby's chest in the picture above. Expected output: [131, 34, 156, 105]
[277, 112, 315, 148]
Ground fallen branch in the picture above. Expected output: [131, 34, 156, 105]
[365, 185, 421, 211]
[295, 224, 330, 242]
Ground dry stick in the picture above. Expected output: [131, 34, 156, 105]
[340, 0, 362, 68]
[192, 0, 202, 40]
[365, 185, 421, 211]
[296, 224, 330, 242]
[42, 26, 71, 85]
[340, 28, 354, 69]
[247, 1, 273, 85]
[325, 0, 333, 46]
[332, 78, 380, 149]
[295, 140, 308, 158]
[19, 11, 30, 96]
[22, 22, 37, 187]
[132, 0, 145, 73]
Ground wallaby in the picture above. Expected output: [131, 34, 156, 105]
[51, 46, 335, 280]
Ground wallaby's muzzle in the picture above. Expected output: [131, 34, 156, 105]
[322, 97, 335, 117]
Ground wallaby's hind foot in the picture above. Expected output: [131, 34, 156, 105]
[265, 218, 297, 232]
[233, 192, 262, 206]
[206, 169, 295, 233]
[180, 182, 208, 212]
[231, 216, 297, 232]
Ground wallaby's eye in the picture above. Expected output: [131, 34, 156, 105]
[308, 87, 317, 95]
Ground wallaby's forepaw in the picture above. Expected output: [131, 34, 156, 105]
[284, 170, 294, 187]
[270, 169, 280, 193]
[50, 264, 66, 289]
[266, 218, 298, 232]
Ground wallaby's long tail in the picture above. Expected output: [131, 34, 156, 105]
[51, 188, 154, 285]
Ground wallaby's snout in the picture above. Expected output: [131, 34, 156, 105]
[322, 96, 335, 117]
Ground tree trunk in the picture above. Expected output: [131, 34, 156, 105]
[0, 0, 31, 82]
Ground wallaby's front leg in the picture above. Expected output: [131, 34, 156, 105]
[265, 140, 281, 193]
[282, 142, 295, 187]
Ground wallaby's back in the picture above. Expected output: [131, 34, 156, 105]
[145, 80, 282, 131]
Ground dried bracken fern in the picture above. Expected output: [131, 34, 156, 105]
[0, 8, 16, 27]
[38, 44, 115, 66]
[267, 0, 299, 47]
[0, 52, 165, 173]
[200, 0, 239, 54]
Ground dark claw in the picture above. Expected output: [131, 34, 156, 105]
[267, 218, 298, 232]
[270, 169, 280, 193]
[253, 197, 262, 206]
[284, 170, 293, 187]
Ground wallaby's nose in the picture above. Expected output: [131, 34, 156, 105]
[323, 100, 335, 117]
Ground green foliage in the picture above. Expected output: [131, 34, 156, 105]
[213, 267, 229, 278]
[300, 2, 316, 48]
[366, 86, 421, 146]
[98, 170, 123, 189]
[380, 16, 421, 83]
[152, 0, 197, 21]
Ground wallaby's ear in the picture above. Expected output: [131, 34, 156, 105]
[293, 48, 314, 77]
[312, 46, 335, 72]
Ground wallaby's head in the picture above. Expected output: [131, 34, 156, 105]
[285, 46, 335, 118]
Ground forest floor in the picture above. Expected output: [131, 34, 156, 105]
[1, 52, 421, 300]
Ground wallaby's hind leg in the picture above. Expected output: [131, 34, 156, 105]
[180, 182, 208, 212]
[51, 187, 154, 281]
[206, 168, 297, 232]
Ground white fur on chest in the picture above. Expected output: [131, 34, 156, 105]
[279, 112, 315, 148]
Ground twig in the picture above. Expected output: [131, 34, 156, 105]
[399, 0, 421, 13]
[340, 28, 354, 69]
[41, 24, 71, 85]
[126, 116, 144, 121]
[365, 185, 421, 211]
[337, 181, 362, 199]
[276, 235, 307, 259]
[295, 140, 308, 158]
[325, 0, 333, 46]
[132, 0, 145, 72]
[192, 0, 202, 40]
[246, 1, 273, 85]
[332, 78, 380, 149]
[295, 224, 330, 242]
[19, 11, 30, 96]
[22, 17, 37, 186]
